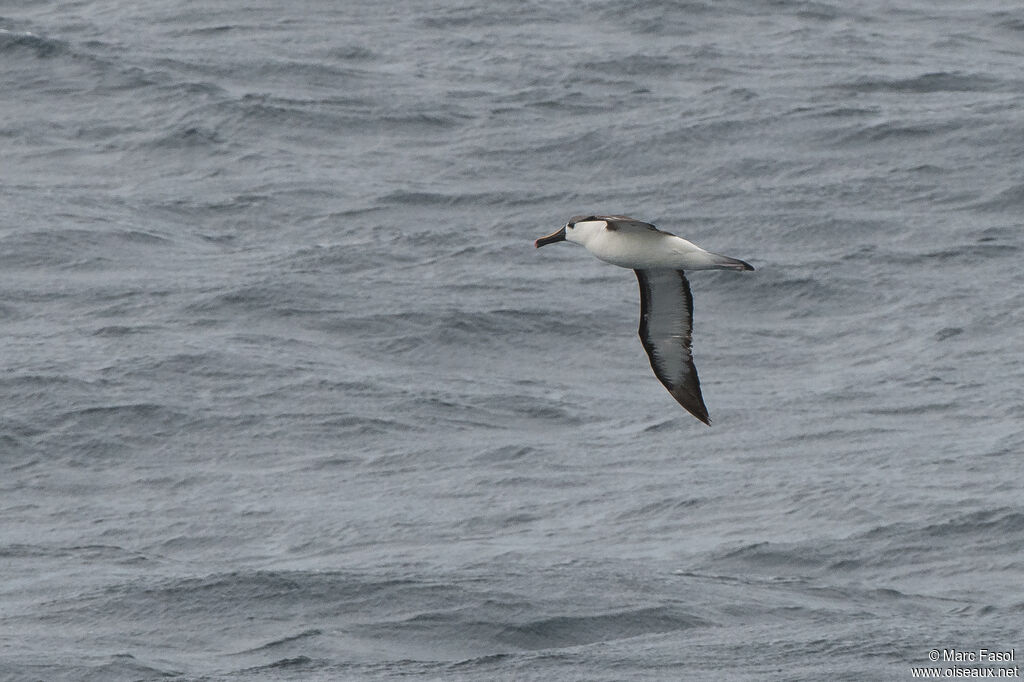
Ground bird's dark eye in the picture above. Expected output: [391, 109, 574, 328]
[567, 223, 574, 229]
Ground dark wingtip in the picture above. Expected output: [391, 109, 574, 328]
[669, 387, 711, 425]
[739, 259, 755, 271]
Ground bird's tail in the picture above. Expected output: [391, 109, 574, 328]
[705, 252, 755, 271]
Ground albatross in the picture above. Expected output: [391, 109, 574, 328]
[534, 215, 753, 425]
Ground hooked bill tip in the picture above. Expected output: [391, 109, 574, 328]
[534, 226, 567, 248]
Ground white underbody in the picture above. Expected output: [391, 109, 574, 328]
[568, 220, 739, 271]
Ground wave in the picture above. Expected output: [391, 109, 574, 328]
[0, 29, 69, 59]
[580, 54, 686, 78]
[75, 653, 182, 680]
[238, 655, 322, 674]
[175, 84, 473, 139]
[613, 496, 706, 522]
[837, 71, 1004, 94]
[361, 601, 708, 654]
[417, 2, 560, 28]
[702, 505, 1024, 581]
[376, 189, 510, 207]
[494, 606, 707, 649]
[995, 14, 1024, 32]
[471, 445, 539, 465]
[145, 124, 224, 149]
[58, 567, 714, 668]
[968, 183, 1024, 212]
[832, 119, 961, 146]
[234, 628, 323, 655]
[863, 507, 1024, 543]
[1, 27, 165, 102]
[0, 227, 177, 270]
[330, 306, 612, 367]
[181, 276, 340, 321]
[43, 402, 194, 459]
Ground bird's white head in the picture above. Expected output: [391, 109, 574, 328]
[534, 216, 607, 249]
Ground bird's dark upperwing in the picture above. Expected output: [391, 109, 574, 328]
[602, 216, 667, 234]
[634, 269, 710, 425]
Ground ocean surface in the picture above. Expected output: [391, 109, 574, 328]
[2, 1, 1023, 680]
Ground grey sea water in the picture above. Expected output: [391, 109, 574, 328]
[2, 1, 1023, 680]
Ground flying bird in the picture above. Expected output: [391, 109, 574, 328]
[534, 215, 753, 424]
